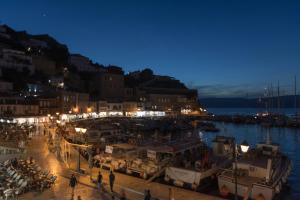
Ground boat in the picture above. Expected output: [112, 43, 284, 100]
[164, 136, 233, 190]
[287, 115, 300, 127]
[126, 138, 205, 179]
[94, 143, 139, 171]
[217, 135, 292, 200]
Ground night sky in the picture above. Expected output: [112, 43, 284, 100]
[1, 0, 300, 98]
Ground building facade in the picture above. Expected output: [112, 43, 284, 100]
[0, 49, 34, 74]
[96, 66, 125, 101]
[69, 54, 101, 72]
[0, 80, 13, 92]
[0, 96, 39, 116]
[58, 91, 91, 114]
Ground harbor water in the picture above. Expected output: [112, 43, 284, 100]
[202, 108, 300, 200]
[207, 107, 298, 116]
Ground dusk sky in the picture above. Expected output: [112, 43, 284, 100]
[1, 0, 300, 98]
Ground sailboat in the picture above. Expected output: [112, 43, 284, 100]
[287, 76, 300, 127]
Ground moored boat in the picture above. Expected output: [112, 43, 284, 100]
[164, 136, 233, 190]
[217, 136, 292, 200]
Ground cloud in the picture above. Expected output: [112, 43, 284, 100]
[188, 83, 265, 98]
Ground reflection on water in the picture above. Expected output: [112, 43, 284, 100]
[200, 122, 300, 200]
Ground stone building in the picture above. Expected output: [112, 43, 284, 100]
[96, 66, 125, 102]
[0, 95, 39, 116]
[0, 49, 34, 74]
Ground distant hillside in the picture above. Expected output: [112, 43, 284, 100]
[200, 95, 300, 108]
[0, 24, 69, 66]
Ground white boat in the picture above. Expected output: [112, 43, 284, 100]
[164, 136, 233, 189]
[218, 138, 292, 200]
[126, 138, 205, 179]
[94, 143, 138, 171]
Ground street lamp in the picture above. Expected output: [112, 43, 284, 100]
[56, 120, 61, 125]
[73, 107, 79, 113]
[240, 140, 250, 153]
[75, 127, 81, 133]
[74, 127, 88, 173]
[87, 107, 92, 113]
[232, 139, 250, 200]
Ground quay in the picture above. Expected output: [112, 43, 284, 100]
[20, 132, 224, 200]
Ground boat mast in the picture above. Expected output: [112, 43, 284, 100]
[266, 128, 271, 145]
[277, 81, 280, 114]
[271, 83, 274, 113]
[264, 87, 269, 113]
[295, 76, 297, 116]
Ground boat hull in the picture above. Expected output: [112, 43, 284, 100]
[218, 176, 275, 200]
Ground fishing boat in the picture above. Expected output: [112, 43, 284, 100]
[164, 136, 233, 190]
[94, 143, 139, 171]
[126, 138, 205, 179]
[217, 135, 292, 200]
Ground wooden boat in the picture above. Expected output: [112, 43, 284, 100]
[164, 136, 233, 190]
[218, 138, 292, 200]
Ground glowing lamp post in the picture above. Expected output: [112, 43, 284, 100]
[87, 107, 92, 113]
[73, 107, 79, 113]
[75, 127, 88, 173]
[231, 139, 250, 200]
[240, 140, 250, 153]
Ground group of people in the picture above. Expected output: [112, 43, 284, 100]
[69, 170, 115, 200]
[96, 170, 115, 192]
[69, 170, 152, 200]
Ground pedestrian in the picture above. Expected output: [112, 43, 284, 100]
[111, 192, 115, 200]
[144, 189, 151, 200]
[69, 174, 78, 198]
[109, 170, 115, 192]
[120, 189, 126, 200]
[97, 171, 103, 190]
[169, 188, 175, 200]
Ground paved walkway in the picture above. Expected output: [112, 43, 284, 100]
[19, 135, 110, 200]
[20, 132, 224, 200]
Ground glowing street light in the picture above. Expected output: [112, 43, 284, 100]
[240, 140, 250, 153]
[73, 107, 79, 113]
[75, 127, 81, 133]
[74, 127, 88, 173]
[230, 139, 250, 200]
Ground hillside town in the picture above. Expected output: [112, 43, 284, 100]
[0, 24, 203, 121]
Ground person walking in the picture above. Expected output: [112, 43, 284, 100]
[169, 188, 175, 200]
[97, 171, 103, 190]
[120, 189, 126, 200]
[69, 174, 78, 199]
[144, 189, 151, 200]
[109, 170, 115, 192]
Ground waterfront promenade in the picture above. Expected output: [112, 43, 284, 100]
[18, 132, 224, 200]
